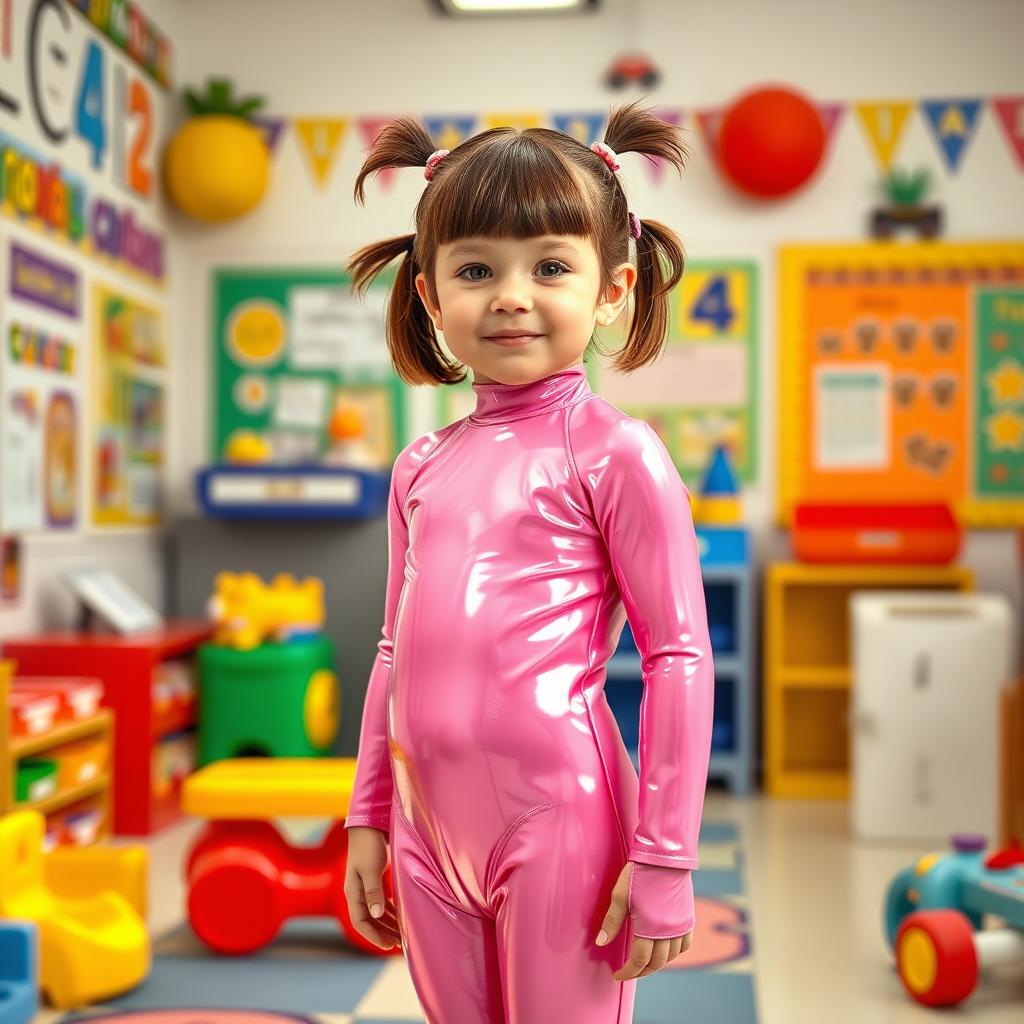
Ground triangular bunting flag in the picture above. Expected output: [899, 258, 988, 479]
[551, 111, 606, 146]
[921, 98, 983, 174]
[818, 102, 845, 147]
[483, 112, 544, 132]
[357, 115, 399, 191]
[643, 107, 685, 185]
[853, 100, 913, 171]
[293, 117, 348, 188]
[252, 115, 287, 155]
[423, 115, 478, 151]
[694, 107, 725, 164]
[992, 95, 1024, 170]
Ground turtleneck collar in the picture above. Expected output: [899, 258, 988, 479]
[468, 363, 592, 426]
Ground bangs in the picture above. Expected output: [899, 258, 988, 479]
[429, 134, 599, 245]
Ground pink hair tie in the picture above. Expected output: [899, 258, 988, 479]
[591, 141, 620, 172]
[424, 149, 450, 181]
[629, 212, 642, 240]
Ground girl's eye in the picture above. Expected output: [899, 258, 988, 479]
[538, 260, 570, 278]
[458, 265, 490, 282]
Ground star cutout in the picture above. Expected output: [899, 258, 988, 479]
[985, 410, 1024, 451]
[985, 359, 1024, 405]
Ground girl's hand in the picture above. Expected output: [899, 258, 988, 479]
[596, 861, 692, 980]
[344, 826, 403, 951]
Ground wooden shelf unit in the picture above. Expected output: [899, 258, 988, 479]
[0, 660, 113, 841]
[2, 622, 212, 835]
[764, 562, 974, 799]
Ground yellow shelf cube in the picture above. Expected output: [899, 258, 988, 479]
[763, 562, 973, 798]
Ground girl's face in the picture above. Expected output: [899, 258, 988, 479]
[415, 235, 636, 385]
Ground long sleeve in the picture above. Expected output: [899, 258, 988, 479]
[569, 413, 715, 872]
[344, 451, 411, 833]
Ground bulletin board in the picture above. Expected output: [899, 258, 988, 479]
[596, 260, 759, 486]
[92, 282, 167, 527]
[213, 268, 406, 465]
[778, 241, 1024, 527]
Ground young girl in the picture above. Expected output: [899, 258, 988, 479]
[343, 101, 714, 1024]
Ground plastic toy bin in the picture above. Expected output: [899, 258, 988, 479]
[197, 636, 338, 766]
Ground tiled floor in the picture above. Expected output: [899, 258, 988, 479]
[40, 789, 1024, 1023]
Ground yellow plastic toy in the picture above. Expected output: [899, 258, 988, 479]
[0, 811, 150, 1009]
[207, 571, 325, 650]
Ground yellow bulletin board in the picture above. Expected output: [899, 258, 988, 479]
[778, 241, 1024, 528]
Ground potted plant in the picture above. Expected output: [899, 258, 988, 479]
[870, 167, 942, 240]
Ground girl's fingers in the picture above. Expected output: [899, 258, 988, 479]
[667, 936, 683, 962]
[612, 937, 653, 981]
[637, 939, 670, 977]
[354, 911, 402, 950]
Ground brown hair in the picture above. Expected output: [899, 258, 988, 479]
[348, 100, 690, 386]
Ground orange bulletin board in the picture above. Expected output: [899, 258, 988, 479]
[778, 242, 1024, 527]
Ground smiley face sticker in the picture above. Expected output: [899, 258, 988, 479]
[227, 300, 287, 368]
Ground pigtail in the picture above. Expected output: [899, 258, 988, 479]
[613, 219, 685, 373]
[348, 235, 466, 387]
[354, 116, 438, 205]
[596, 100, 690, 372]
[349, 117, 465, 385]
[602, 99, 691, 178]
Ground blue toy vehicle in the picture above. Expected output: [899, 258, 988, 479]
[884, 833, 1024, 1006]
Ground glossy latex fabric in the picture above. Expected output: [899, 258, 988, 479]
[345, 364, 714, 1022]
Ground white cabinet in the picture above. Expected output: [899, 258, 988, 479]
[851, 591, 1012, 843]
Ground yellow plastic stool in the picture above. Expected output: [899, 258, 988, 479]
[0, 811, 149, 1009]
[182, 757, 358, 819]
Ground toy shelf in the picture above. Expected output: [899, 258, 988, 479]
[1, 623, 212, 836]
[0, 661, 113, 844]
[605, 527, 756, 795]
[764, 562, 974, 799]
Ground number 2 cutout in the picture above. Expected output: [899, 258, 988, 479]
[127, 77, 153, 196]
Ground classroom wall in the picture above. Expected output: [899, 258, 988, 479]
[170, 0, 1024, 663]
[0, 0, 187, 637]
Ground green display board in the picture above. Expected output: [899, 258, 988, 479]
[213, 268, 405, 464]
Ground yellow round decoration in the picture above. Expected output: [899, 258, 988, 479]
[224, 430, 272, 464]
[899, 927, 937, 995]
[227, 301, 286, 367]
[304, 669, 340, 749]
[163, 115, 270, 223]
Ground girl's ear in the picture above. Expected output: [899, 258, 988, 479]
[415, 272, 443, 332]
[596, 262, 638, 327]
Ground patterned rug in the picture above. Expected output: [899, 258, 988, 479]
[60, 822, 757, 1024]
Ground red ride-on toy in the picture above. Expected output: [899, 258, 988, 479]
[182, 759, 400, 956]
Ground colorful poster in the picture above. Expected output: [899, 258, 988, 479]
[778, 242, 1024, 526]
[1, 241, 82, 532]
[595, 261, 760, 486]
[92, 283, 167, 526]
[974, 289, 1024, 499]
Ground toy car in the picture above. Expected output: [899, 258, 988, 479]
[884, 833, 1024, 1006]
[605, 54, 659, 90]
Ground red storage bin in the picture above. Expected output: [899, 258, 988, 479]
[12, 677, 104, 721]
[792, 503, 962, 564]
[8, 689, 61, 736]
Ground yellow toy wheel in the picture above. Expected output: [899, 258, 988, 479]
[304, 669, 340, 749]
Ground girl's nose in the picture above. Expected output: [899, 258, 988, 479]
[490, 281, 533, 314]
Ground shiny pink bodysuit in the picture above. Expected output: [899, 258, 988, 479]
[345, 363, 714, 1023]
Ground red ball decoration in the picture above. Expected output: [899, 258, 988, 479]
[717, 86, 826, 199]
